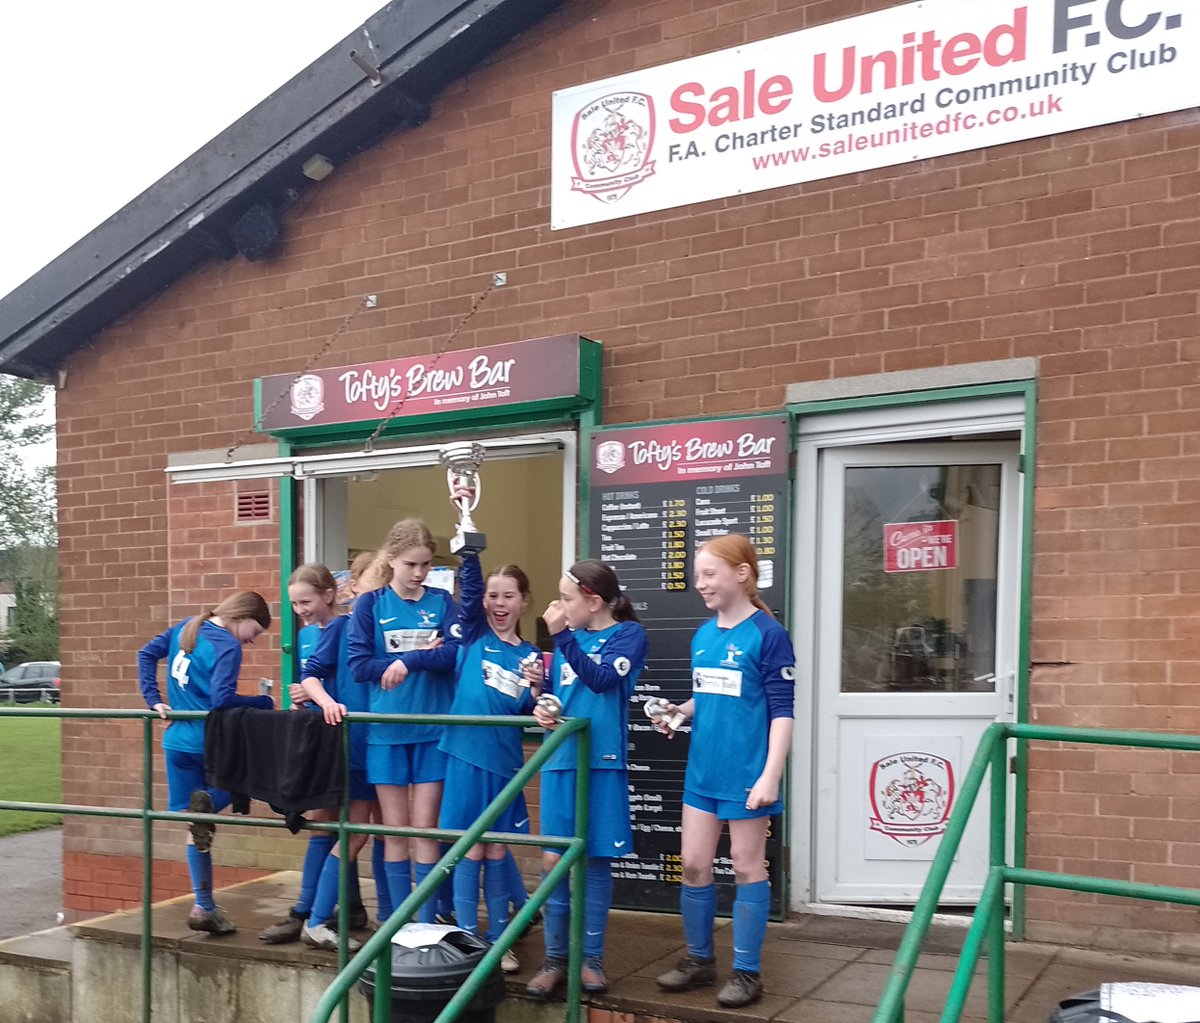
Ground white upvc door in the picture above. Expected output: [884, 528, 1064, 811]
[812, 441, 1020, 903]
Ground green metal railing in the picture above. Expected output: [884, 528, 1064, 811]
[872, 722, 1200, 1023]
[0, 706, 589, 1023]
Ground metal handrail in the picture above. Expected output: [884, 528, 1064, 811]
[0, 707, 590, 1023]
[871, 722, 1200, 1023]
[310, 713, 590, 1023]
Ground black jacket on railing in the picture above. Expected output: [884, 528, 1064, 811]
[204, 706, 344, 831]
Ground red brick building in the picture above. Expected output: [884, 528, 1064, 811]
[1, 0, 1198, 951]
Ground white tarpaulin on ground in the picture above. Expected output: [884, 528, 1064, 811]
[1102, 982, 1200, 1023]
[551, 0, 1199, 229]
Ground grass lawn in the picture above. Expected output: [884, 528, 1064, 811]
[0, 713, 62, 836]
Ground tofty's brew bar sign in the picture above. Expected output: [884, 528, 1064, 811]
[551, 0, 1197, 228]
[594, 418, 783, 485]
[256, 334, 594, 432]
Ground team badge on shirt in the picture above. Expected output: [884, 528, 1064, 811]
[614, 656, 632, 676]
[721, 643, 743, 667]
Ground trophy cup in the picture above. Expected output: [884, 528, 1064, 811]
[644, 696, 686, 733]
[536, 693, 563, 722]
[440, 441, 487, 555]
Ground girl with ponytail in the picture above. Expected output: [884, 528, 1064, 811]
[138, 591, 274, 936]
[653, 534, 796, 1009]
[525, 559, 649, 1000]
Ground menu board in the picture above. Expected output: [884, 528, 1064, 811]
[587, 415, 790, 915]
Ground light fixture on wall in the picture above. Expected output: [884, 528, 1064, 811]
[302, 155, 336, 181]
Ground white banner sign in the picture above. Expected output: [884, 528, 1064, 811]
[551, 0, 1197, 229]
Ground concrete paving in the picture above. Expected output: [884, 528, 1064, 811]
[3, 870, 1195, 1023]
[0, 826, 62, 940]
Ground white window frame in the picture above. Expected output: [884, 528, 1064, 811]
[167, 430, 579, 575]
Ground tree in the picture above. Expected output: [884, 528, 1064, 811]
[0, 375, 57, 662]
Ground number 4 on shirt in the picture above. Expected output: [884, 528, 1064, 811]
[171, 650, 192, 689]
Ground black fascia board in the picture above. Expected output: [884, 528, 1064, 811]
[0, 0, 565, 380]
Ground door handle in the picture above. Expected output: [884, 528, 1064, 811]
[996, 671, 1016, 716]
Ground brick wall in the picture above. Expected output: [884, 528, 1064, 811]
[55, 0, 1200, 942]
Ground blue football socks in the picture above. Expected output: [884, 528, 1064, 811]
[452, 858, 483, 935]
[542, 869, 570, 961]
[295, 834, 336, 915]
[504, 848, 528, 912]
[435, 841, 455, 920]
[186, 844, 215, 912]
[413, 861, 437, 924]
[373, 839, 393, 922]
[584, 858, 613, 959]
[731, 880, 770, 973]
[680, 882, 716, 961]
[384, 860, 412, 923]
[483, 858, 510, 942]
[307, 853, 343, 929]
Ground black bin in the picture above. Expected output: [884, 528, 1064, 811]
[358, 926, 507, 1023]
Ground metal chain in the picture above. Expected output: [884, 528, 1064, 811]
[224, 295, 373, 462]
[360, 280, 496, 452]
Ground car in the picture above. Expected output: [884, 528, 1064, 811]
[0, 661, 61, 704]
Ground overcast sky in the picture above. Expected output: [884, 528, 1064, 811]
[1, 1, 388, 466]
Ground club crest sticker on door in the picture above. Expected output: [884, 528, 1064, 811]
[866, 739, 958, 858]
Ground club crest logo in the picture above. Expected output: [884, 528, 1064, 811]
[595, 440, 626, 475]
[721, 643, 743, 667]
[290, 374, 325, 421]
[570, 92, 656, 205]
[417, 610, 439, 628]
[868, 752, 955, 847]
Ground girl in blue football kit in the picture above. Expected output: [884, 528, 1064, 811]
[437, 547, 543, 973]
[525, 560, 648, 999]
[347, 520, 457, 926]
[257, 563, 380, 951]
[654, 534, 796, 1009]
[260, 564, 360, 946]
[137, 591, 273, 936]
[296, 562, 382, 952]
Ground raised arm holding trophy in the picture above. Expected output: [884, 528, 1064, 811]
[439, 441, 487, 555]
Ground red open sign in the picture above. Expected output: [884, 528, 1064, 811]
[884, 520, 958, 573]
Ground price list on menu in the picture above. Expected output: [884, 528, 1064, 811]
[587, 415, 790, 915]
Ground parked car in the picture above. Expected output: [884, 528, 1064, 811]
[0, 661, 61, 704]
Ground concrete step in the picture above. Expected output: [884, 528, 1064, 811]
[0, 925, 75, 1023]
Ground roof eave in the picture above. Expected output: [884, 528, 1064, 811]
[0, 0, 565, 380]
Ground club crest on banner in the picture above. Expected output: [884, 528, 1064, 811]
[595, 440, 626, 475]
[868, 751, 955, 847]
[570, 92, 656, 205]
[290, 374, 325, 421]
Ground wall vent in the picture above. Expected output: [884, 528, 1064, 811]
[235, 490, 271, 522]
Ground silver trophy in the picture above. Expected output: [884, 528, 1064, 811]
[644, 696, 686, 733]
[536, 693, 563, 722]
[440, 441, 487, 555]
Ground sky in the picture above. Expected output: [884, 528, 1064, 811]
[1, 0, 389, 467]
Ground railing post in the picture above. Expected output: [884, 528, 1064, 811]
[988, 735, 1008, 1023]
[373, 943, 393, 1023]
[338, 722, 352, 1023]
[142, 716, 154, 1023]
[565, 719, 591, 1023]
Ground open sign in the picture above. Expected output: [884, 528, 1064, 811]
[883, 520, 957, 573]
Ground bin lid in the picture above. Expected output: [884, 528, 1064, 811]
[362, 924, 493, 987]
